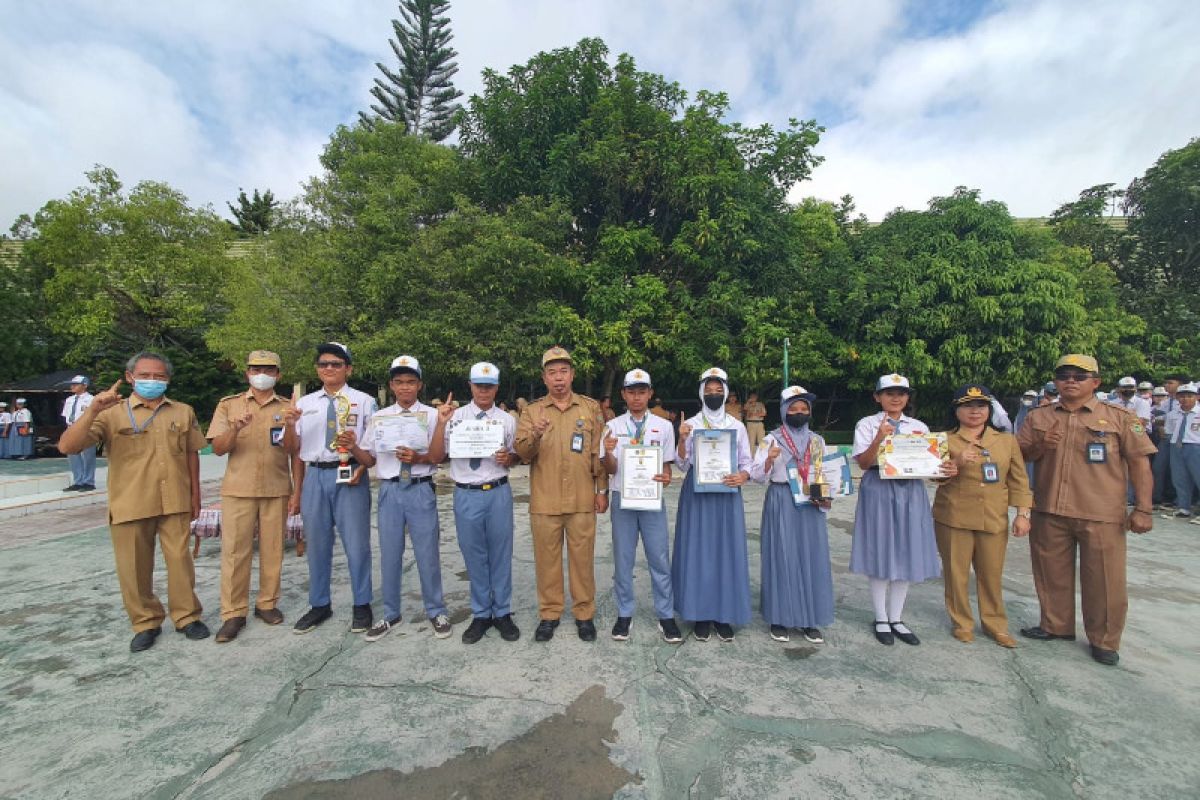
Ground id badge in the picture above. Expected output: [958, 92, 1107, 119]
[786, 464, 805, 506]
[571, 432, 585, 453]
[270, 426, 284, 447]
[1087, 442, 1107, 464]
[981, 462, 1000, 483]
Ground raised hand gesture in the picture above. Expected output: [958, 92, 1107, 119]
[92, 380, 125, 412]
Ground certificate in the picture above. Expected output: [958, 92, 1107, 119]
[620, 445, 663, 511]
[878, 432, 949, 479]
[692, 429, 737, 493]
[373, 412, 429, 453]
[448, 419, 507, 459]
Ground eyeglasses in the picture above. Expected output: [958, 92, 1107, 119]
[1054, 372, 1092, 382]
[316, 361, 346, 369]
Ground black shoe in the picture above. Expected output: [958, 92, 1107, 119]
[177, 620, 210, 640]
[78, 484, 96, 492]
[769, 624, 790, 642]
[1090, 645, 1119, 666]
[461, 617, 492, 645]
[873, 621, 894, 646]
[658, 618, 683, 643]
[889, 621, 920, 646]
[693, 621, 711, 642]
[714, 622, 734, 642]
[1020, 626, 1076, 642]
[534, 619, 559, 642]
[493, 614, 520, 642]
[802, 627, 825, 644]
[350, 604, 373, 633]
[293, 605, 332, 635]
[611, 617, 632, 641]
[576, 618, 597, 642]
[63, 484, 79, 492]
[129, 627, 161, 652]
[215, 617, 246, 643]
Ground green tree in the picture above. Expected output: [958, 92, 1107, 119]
[1123, 138, 1200, 291]
[361, 0, 463, 142]
[1047, 183, 1125, 267]
[226, 187, 277, 235]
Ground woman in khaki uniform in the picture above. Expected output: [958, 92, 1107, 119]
[933, 384, 1032, 647]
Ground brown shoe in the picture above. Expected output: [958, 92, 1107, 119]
[991, 632, 1018, 649]
[254, 607, 284, 625]
[215, 617, 246, 643]
[952, 628, 974, 643]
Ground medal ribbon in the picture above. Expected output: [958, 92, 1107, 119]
[775, 426, 812, 484]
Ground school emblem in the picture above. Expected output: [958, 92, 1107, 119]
[890, 374, 903, 384]
[966, 387, 984, 398]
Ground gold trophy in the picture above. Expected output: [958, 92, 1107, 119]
[808, 437, 831, 503]
[329, 393, 354, 484]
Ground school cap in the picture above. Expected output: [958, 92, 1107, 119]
[953, 384, 994, 404]
[541, 346, 572, 367]
[700, 367, 728, 384]
[247, 350, 281, 368]
[623, 369, 652, 388]
[1178, 383, 1199, 395]
[1054, 354, 1098, 373]
[316, 342, 352, 365]
[469, 362, 499, 385]
[1152, 386, 1168, 396]
[389, 355, 421, 378]
[875, 373, 911, 392]
[70, 375, 89, 385]
[1022, 389, 1038, 398]
[1137, 381, 1152, 390]
[1117, 376, 1137, 388]
[15, 397, 26, 403]
[781, 385, 815, 408]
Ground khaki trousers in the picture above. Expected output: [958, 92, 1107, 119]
[220, 496, 287, 620]
[109, 512, 202, 632]
[745, 421, 765, 453]
[934, 522, 1010, 637]
[530, 512, 596, 620]
[1029, 512, 1127, 651]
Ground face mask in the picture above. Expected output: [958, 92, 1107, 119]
[785, 413, 810, 429]
[133, 379, 168, 400]
[703, 395, 724, 411]
[1119, 391, 1134, 398]
[249, 374, 277, 391]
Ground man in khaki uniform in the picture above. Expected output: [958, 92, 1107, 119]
[1017, 354, 1155, 666]
[206, 350, 294, 643]
[515, 347, 609, 642]
[58, 350, 209, 652]
[743, 391, 767, 453]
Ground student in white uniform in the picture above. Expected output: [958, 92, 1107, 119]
[1108, 376, 1152, 426]
[0, 402, 10, 459]
[61, 375, 96, 490]
[10, 398, 34, 459]
[1163, 383, 1200, 522]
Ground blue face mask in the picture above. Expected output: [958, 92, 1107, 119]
[133, 379, 169, 400]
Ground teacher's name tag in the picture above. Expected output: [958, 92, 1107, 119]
[571, 432, 585, 453]
[1087, 442, 1107, 463]
[981, 462, 999, 483]
[270, 426, 284, 447]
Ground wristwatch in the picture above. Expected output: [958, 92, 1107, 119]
[1016, 510, 1031, 519]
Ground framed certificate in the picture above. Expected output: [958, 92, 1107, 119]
[692, 429, 738, 493]
[448, 419, 506, 459]
[620, 445, 663, 511]
[878, 432, 949, 479]
[373, 413, 429, 453]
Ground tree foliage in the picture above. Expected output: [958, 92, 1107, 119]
[226, 187, 277, 235]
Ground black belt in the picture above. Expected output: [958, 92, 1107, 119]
[770, 481, 790, 485]
[455, 477, 509, 491]
[308, 460, 358, 469]
[386, 475, 433, 484]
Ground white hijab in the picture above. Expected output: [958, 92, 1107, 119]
[698, 377, 729, 428]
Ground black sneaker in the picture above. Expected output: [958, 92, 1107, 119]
[78, 484, 96, 492]
[63, 484, 79, 492]
[576, 618, 597, 642]
[611, 617, 632, 641]
[658, 618, 683, 643]
[802, 627, 825, 644]
[461, 617, 492, 644]
[714, 622, 735, 642]
[365, 616, 402, 642]
[350, 604, 373, 633]
[534, 619, 560, 642]
[293, 605, 332, 635]
[493, 614, 520, 642]
[693, 621, 711, 642]
[769, 624, 790, 642]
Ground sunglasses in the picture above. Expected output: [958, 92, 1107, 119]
[1054, 371, 1093, 382]
[316, 361, 347, 369]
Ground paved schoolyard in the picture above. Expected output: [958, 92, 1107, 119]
[1, 458, 1197, 799]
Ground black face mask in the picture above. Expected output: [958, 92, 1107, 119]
[703, 395, 724, 411]
[785, 413, 810, 429]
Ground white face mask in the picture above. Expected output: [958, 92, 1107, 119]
[249, 374, 277, 391]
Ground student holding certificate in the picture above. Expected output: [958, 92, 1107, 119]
[601, 369, 680, 643]
[672, 367, 753, 642]
[851, 374, 948, 646]
[750, 385, 834, 644]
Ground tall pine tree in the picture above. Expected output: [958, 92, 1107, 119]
[361, 0, 463, 142]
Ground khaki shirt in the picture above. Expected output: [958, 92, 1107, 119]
[933, 427, 1032, 534]
[1017, 398, 1156, 524]
[726, 401, 744, 422]
[206, 390, 293, 498]
[84, 397, 207, 524]
[515, 393, 609, 514]
[744, 401, 766, 422]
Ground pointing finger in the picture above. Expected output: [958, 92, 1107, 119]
[445, 392, 454, 406]
[109, 379, 123, 393]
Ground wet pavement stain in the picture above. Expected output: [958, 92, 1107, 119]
[784, 646, 819, 660]
[266, 685, 636, 800]
[0, 602, 78, 627]
[17, 655, 72, 673]
[448, 607, 473, 625]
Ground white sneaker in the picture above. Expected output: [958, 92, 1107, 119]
[431, 614, 453, 639]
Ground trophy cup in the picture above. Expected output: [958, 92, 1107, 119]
[329, 393, 354, 484]
[808, 438, 831, 503]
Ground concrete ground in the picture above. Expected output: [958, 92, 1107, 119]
[1, 456, 1198, 799]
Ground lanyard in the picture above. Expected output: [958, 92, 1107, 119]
[627, 414, 647, 445]
[775, 427, 811, 483]
[126, 399, 165, 434]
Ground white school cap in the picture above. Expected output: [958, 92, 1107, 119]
[389, 355, 421, 377]
[1117, 376, 1137, 388]
[1178, 383, 1199, 395]
[623, 369, 652, 387]
[469, 362, 499, 385]
[875, 373, 911, 391]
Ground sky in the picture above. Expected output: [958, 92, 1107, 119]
[2, 0, 1198, 229]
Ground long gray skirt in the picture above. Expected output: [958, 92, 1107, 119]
[760, 484, 835, 628]
[671, 469, 752, 625]
[9, 433, 33, 457]
[849, 470, 941, 582]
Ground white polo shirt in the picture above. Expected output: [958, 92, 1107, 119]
[1107, 394, 1152, 425]
[1164, 406, 1200, 445]
[852, 412, 929, 457]
[294, 386, 377, 463]
[62, 392, 94, 424]
[443, 401, 516, 484]
[364, 401, 439, 479]
[605, 411, 676, 494]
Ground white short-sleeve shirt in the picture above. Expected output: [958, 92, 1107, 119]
[677, 412, 751, 474]
[1164, 407, 1200, 444]
[852, 412, 929, 457]
[294, 386, 377, 463]
[363, 401, 439, 480]
[62, 392, 94, 424]
[605, 411, 676, 493]
[444, 401, 517, 484]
